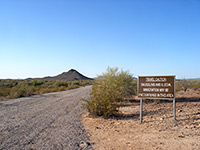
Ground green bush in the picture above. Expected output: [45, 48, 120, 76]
[55, 81, 68, 87]
[9, 82, 34, 98]
[28, 80, 44, 86]
[86, 67, 135, 117]
[0, 87, 10, 97]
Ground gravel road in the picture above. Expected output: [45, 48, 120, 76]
[0, 86, 92, 150]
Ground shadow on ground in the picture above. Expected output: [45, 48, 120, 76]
[108, 97, 200, 121]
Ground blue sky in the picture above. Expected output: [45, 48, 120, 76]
[0, 0, 200, 79]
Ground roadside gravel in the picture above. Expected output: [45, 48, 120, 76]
[0, 86, 92, 150]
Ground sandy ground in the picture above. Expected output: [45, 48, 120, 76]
[82, 89, 200, 150]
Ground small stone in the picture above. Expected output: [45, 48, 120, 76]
[178, 109, 182, 113]
[96, 126, 101, 129]
[79, 141, 88, 149]
[178, 135, 185, 138]
[160, 118, 164, 121]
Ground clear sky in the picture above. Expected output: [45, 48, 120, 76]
[0, 0, 200, 79]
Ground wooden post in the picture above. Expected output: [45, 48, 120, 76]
[140, 98, 143, 124]
[173, 98, 176, 120]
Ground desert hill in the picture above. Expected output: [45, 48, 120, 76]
[42, 69, 93, 81]
[25, 69, 93, 81]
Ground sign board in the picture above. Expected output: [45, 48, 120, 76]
[138, 76, 175, 99]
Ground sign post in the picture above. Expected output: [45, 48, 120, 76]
[138, 76, 176, 124]
[140, 98, 143, 124]
[173, 98, 176, 120]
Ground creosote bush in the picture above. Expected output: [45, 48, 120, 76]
[86, 67, 135, 117]
[9, 82, 34, 98]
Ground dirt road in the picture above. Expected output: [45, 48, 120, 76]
[0, 86, 92, 150]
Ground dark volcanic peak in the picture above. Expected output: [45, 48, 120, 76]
[43, 69, 93, 81]
[69, 69, 77, 72]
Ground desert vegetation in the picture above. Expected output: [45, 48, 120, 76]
[0, 79, 93, 100]
[85, 67, 137, 117]
[1, 72, 199, 103]
[85, 67, 200, 117]
[176, 79, 200, 91]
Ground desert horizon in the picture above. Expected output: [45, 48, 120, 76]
[1, 0, 200, 149]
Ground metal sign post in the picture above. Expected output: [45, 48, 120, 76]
[140, 98, 143, 124]
[173, 98, 176, 120]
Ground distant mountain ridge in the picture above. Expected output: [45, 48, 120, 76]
[26, 69, 93, 81]
[186, 78, 200, 80]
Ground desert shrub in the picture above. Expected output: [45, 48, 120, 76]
[66, 81, 81, 90]
[72, 80, 80, 86]
[176, 79, 191, 91]
[0, 80, 18, 88]
[37, 88, 51, 94]
[55, 80, 68, 87]
[176, 79, 200, 91]
[0, 87, 10, 97]
[180, 79, 191, 91]
[85, 67, 135, 117]
[175, 80, 182, 91]
[28, 80, 44, 86]
[78, 80, 93, 87]
[190, 80, 200, 90]
[58, 86, 66, 91]
[9, 82, 34, 98]
[67, 84, 79, 90]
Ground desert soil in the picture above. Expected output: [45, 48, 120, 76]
[82, 89, 200, 150]
[0, 86, 92, 150]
